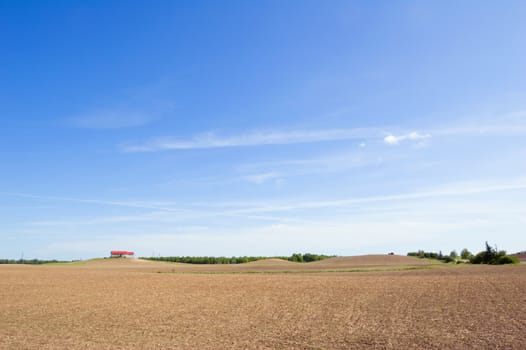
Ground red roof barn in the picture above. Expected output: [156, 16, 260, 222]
[110, 251, 135, 258]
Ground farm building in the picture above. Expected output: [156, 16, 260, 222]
[110, 251, 135, 258]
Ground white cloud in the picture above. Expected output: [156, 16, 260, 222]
[116, 109, 526, 152]
[121, 128, 379, 152]
[384, 131, 431, 145]
[383, 135, 399, 145]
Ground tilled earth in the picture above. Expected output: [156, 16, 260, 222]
[0, 262, 525, 349]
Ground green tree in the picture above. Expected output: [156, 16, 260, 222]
[460, 248, 472, 260]
[291, 253, 303, 262]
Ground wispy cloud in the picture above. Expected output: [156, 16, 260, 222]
[6, 175, 526, 222]
[384, 131, 431, 145]
[119, 110, 526, 152]
[195, 177, 526, 216]
[121, 128, 379, 152]
[243, 172, 282, 184]
[434, 110, 526, 137]
[0, 192, 180, 211]
[237, 149, 384, 185]
[12, 177, 526, 217]
[68, 110, 157, 129]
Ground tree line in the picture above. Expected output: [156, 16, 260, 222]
[0, 259, 68, 265]
[407, 242, 520, 265]
[142, 253, 333, 264]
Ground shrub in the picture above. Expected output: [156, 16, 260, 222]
[495, 255, 520, 265]
[470, 252, 484, 264]
[470, 242, 519, 265]
[442, 255, 455, 263]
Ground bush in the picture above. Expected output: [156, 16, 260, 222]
[290, 253, 304, 262]
[442, 255, 455, 263]
[407, 250, 454, 263]
[495, 255, 520, 265]
[470, 242, 519, 265]
[470, 252, 484, 264]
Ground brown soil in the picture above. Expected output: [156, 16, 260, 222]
[1, 262, 525, 349]
[308, 254, 437, 267]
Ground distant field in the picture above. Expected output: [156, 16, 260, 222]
[53, 255, 443, 273]
[1, 256, 525, 349]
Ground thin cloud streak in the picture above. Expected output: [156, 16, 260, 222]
[120, 110, 526, 152]
[121, 128, 381, 152]
[238, 151, 384, 184]
[434, 110, 526, 137]
[194, 178, 526, 215]
[0, 192, 181, 212]
[6, 178, 526, 227]
[16, 178, 526, 239]
[243, 172, 282, 184]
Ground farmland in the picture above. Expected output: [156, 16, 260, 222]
[1, 256, 525, 349]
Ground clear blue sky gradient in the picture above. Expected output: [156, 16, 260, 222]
[1, 1, 525, 259]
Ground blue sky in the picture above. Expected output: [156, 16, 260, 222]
[1, 1, 525, 260]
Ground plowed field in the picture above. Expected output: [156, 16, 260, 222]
[1, 258, 525, 349]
